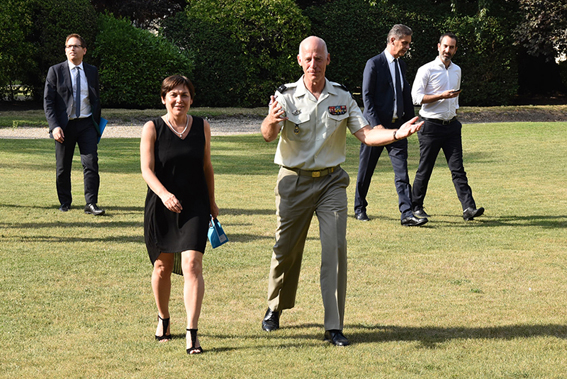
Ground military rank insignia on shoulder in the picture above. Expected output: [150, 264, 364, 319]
[276, 82, 297, 94]
[331, 82, 353, 98]
[277, 84, 288, 93]
[337, 83, 349, 92]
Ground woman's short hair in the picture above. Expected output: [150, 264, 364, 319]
[160, 75, 195, 99]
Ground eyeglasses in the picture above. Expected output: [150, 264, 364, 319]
[66, 45, 83, 49]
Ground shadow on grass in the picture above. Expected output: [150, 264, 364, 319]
[201, 323, 567, 351]
[359, 212, 567, 230]
[0, 203, 144, 212]
[349, 323, 567, 347]
[411, 214, 567, 229]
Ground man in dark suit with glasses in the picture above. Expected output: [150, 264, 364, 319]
[44, 33, 104, 215]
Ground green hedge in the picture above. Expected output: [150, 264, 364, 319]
[305, 0, 517, 106]
[92, 14, 194, 109]
[0, 0, 98, 101]
[305, 0, 398, 101]
[441, 14, 518, 106]
[0, 0, 35, 101]
[161, 0, 309, 107]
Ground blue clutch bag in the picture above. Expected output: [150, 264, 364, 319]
[208, 216, 228, 248]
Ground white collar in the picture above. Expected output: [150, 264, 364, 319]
[384, 49, 396, 64]
[68, 61, 84, 71]
[435, 56, 452, 69]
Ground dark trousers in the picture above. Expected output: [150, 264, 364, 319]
[355, 132, 412, 220]
[411, 119, 476, 211]
[55, 118, 99, 206]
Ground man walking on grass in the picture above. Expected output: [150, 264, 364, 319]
[260, 36, 423, 346]
[411, 32, 484, 221]
[44, 33, 104, 215]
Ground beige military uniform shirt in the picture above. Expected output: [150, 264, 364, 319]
[273, 76, 368, 170]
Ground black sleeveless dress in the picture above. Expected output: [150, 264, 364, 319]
[144, 116, 210, 273]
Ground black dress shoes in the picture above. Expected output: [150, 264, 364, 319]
[324, 330, 350, 346]
[59, 204, 70, 212]
[262, 308, 281, 332]
[355, 211, 369, 221]
[84, 203, 105, 216]
[413, 207, 430, 218]
[463, 207, 484, 221]
[401, 215, 428, 226]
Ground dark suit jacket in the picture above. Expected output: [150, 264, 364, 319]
[362, 51, 414, 129]
[44, 61, 101, 135]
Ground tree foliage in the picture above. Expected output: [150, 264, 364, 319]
[28, 0, 98, 99]
[92, 14, 194, 108]
[0, 0, 564, 107]
[514, 0, 567, 60]
[0, 0, 36, 100]
[442, 12, 518, 105]
[306, 0, 518, 105]
[90, 0, 187, 29]
[161, 0, 309, 107]
[0, 0, 98, 101]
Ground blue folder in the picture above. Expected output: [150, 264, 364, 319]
[97, 117, 108, 143]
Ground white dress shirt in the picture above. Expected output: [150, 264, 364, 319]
[384, 50, 403, 119]
[68, 61, 92, 119]
[412, 56, 461, 121]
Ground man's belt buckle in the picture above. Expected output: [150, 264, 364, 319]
[312, 171, 321, 178]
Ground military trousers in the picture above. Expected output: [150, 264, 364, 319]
[267, 166, 349, 331]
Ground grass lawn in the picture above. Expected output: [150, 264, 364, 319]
[1, 121, 566, 378]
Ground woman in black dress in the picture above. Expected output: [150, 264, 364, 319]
[141, 75, 218, 354]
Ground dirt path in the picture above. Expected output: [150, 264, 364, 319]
[2, 107, 566, 139]
[0, 117, 264, 139]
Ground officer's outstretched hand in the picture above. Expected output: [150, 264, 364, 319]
[396, 116, 424, 139]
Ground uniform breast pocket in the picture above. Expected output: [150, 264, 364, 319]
[323, 113, 349, 139]
[283, 112, 312, 141]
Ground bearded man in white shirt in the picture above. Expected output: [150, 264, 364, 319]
[411, 32, 484, 221]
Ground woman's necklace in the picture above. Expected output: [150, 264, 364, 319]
[166, 115, 189, 137]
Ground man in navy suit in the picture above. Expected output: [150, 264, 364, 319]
[44, 34, 104, 215]
[354, 24, 426, 226]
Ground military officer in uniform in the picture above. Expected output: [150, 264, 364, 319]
[260, 36, 424, 346]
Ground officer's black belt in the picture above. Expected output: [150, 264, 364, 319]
[283, 165, 340, 178]
[422, 116, 457, 125]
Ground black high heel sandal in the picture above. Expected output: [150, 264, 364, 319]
[186, 328, 203, 354]
[155, 315, 172, 341]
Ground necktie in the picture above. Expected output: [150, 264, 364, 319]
[394, 59, 404, 119]
[75, 67, 81, 118]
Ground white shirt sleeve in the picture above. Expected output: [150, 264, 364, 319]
[411, 66, 427, 106]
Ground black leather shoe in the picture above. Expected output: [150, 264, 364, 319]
[84, 203, 105, 216]
[355, 211, 369, 221]
[401, 215, 428, 226]
[413, 207, 430, 218]
[324, 330, 350, 346]
[463, 207, 484, 221]
[59, 204, 70, 212]
[262, 308, 281, 332]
